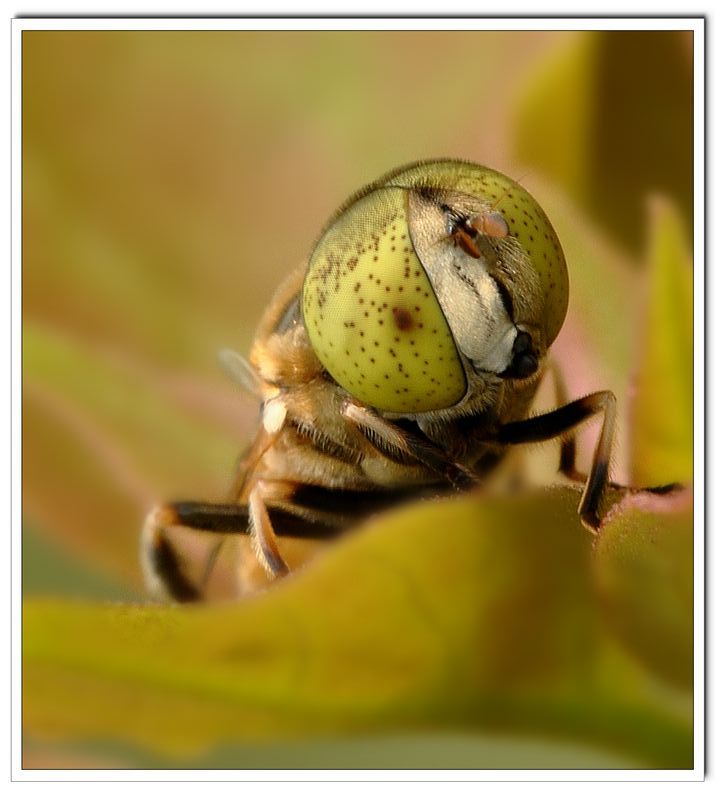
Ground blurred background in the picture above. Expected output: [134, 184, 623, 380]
[22, 28, 694, 768]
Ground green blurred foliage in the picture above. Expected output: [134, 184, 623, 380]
[25, 488, 692, 769]
[515, 31, 693, 253]
[630, 198, 694, 486]
[22, 29, 694, 769]
[595, 491, 694, 689]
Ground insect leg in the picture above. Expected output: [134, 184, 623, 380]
[248, 484, 290, 578]
[544, 368, 682, 499]
[496, 391, 616, 532]
[140, 502, 251, 602]
[141, 495, 349, 599]
[548, 362, 587, 482]
[342, 401, 477, 490]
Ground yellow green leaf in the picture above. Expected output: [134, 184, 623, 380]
[514, 34, 599, 203]
[595, 488, 694, 688]
[24, 488, 692, 768]
[514, 31, 693, 252]
[629, 198, 693, 486]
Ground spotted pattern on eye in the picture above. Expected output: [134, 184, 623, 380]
[302, 186, 467, 413]
[381, 160, 569, 346]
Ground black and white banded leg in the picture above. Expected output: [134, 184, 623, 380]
[341, 400, 477, 490]
[496, 390, 617, 532]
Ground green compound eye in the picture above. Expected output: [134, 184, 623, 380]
[302, 186, 466, 413]
[302, 160, 568, 414]
[383, 160, 568, 347]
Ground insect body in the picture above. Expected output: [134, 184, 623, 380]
[142, 159, 616, 601]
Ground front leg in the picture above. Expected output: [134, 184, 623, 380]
[496, 391, 617, 532]
[248, 483, 290, 578]
[341, 400, 477, 490]
[548, 361, 583, 482]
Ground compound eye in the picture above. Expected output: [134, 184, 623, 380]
[382, 160, 569, 346]
[506, 331, 538, 379]
[302, 186, 467, 413]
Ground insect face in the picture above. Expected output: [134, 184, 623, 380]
[302, 161, 568, 414]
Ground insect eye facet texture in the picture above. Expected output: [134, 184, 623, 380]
[383, 160, 569, 347]
[303, 185, 467, 413]
[302, 160, 569, 414]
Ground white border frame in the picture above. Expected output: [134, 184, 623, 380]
[9, 15, 705, 784]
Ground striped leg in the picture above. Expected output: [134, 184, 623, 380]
[140, 489, 357, 601]
[543, 366, 681, 514]
[548, 362, 584, 482]
[496, 391, 617, 532]
[140, 502, 250, 602]
[341, 401, 477, 490]
[248, 484, 289, 578]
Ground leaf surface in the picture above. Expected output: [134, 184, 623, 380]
[24, 488, 693, 768]
[629, 199, 694, 486]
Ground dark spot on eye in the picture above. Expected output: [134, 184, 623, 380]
[392, 307, 414, 330]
